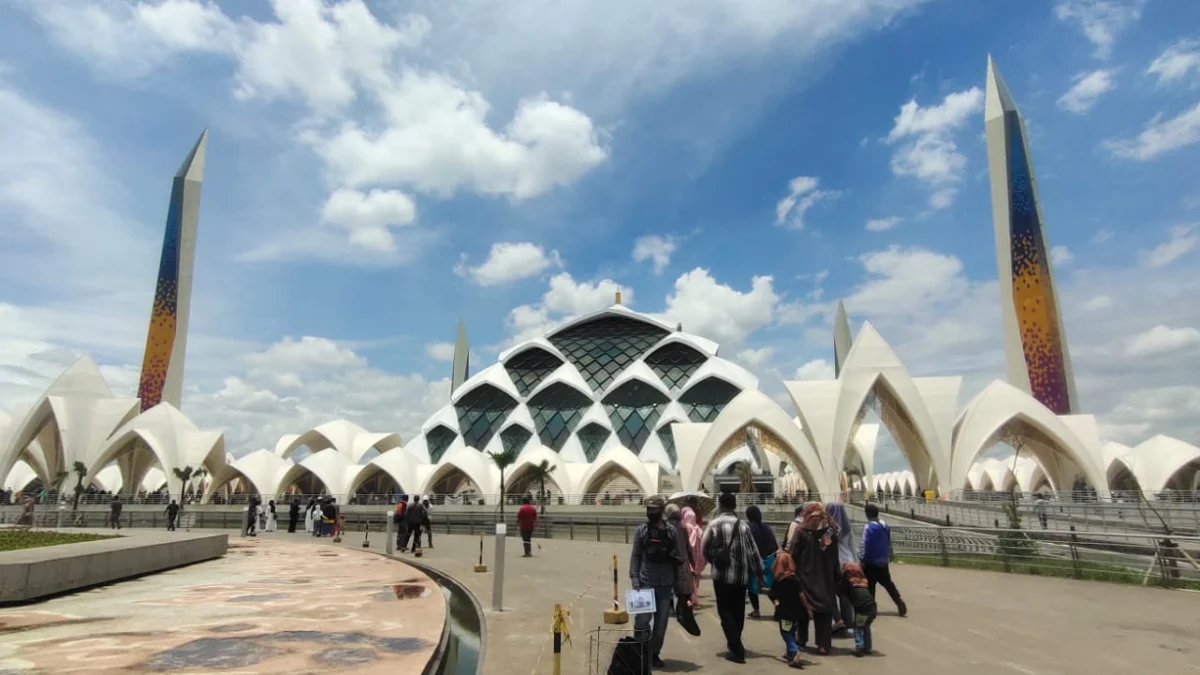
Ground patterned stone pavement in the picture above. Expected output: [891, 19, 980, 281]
[0, 538, 444, 674]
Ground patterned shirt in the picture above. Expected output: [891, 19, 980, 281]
[630, 522, 683, 589]
[701, 511, 764, 587]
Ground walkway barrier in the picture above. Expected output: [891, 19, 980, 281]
[603, 555, 629, 625]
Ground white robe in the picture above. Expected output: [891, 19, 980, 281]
[266, 507, 277, 532]
[304, 506, 314, 533]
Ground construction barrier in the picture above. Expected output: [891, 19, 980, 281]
[603, 554, 629, 625]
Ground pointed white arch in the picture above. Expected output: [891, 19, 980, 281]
[950, 380, 1109, 498]
[577, 445, 657, 501]
[350, 449, 420, 496]
[546, 304, 674, 338]
[504, 446, 575, 495]
[216, 449, 291, 500]
[497, 336, 568, 365]
[420, 447, 498, 501]
[680, 388, 828, 495]
[451, 363, 522, 404]
[1118, 436, 1200, 498]
[526, 363, 593, 401]
[90, 403, 225, 499]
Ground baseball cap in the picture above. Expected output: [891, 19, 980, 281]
[644, 495, 666, 511]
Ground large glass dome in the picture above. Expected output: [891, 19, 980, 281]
[411, 306, 758, 469]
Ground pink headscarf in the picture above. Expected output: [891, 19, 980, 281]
[682, 507, 706, 572]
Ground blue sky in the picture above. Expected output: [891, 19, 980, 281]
[1, 0, 1199, 468]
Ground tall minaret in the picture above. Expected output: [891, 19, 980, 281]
[984, 56, 1078, 414]
[137, 130, 207, 411]
[833, 300, 853, 377]
[450, 318, 470, 395]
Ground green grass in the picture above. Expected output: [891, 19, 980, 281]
[894, 553, 1200, 590]
[0, 530, 117, 552]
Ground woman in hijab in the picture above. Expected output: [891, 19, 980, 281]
[789, 502, 840, 655]
[784, 504, 805, 550]
[682, 507, 706, 608]
[745, 505, 779, 618]
[825, 502, 857, 635]
[265, 500, 278, 533]
[304, 498, 316, 535]
[664, 504, 694, 605]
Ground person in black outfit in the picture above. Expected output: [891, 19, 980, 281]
[403, 497, 426, 551]
[246, 496, 259, 536]
[767, 550, 808, 668]
[288, 499, 300, 533]
[840, 562, 878, 656]
[109, 496, 123, 530]
[745, 505, 779, 618]
[165, 500, 180, 531]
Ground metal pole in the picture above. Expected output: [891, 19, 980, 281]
[603, 554, 629, 624]
[475, 534, 488, 572]
[385, 511, 394, 555]
[492, 522, 506, 610]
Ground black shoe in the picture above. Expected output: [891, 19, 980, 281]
[724, 652, 746, 664]
[652, 656, 666, 668]
[898, 600, 908, 617]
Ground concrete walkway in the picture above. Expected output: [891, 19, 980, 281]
[318, 526, 1200, 675]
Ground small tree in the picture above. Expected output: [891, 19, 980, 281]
[172, 466, 195, 506]
[192, 468, 208, 503]
[525, 460, 554, 515]
[489, 448, 520, 517]
[71, 461, 87, 512]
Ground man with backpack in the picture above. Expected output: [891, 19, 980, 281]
[701, 491, 764, 664]
[629, 495, 683, 670]
[860, 502, 907, 616]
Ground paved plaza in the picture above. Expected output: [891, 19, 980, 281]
[0, 537, 443, 674]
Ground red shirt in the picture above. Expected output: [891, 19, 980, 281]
[517, 504, 538, 531]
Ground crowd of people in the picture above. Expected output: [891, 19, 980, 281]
[628, 493, 907, 669]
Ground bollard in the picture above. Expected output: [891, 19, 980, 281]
[385, 511, 394, 555]
[492, 523, 506, 611]
[552, 604, 570, 675]
[57, 503, 65, 529]
[603, 555, 630, 624]
[475, 534, 489, 572]
[363, 521, 371, 548]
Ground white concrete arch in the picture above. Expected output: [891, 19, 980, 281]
[298, 448, 359, 497]
[604, 361, 672, 400]
[679, 388, 828, 495]
[349, 450, 417, 497]
[577, 445, 657, 501]
[688, 357, 758, 393]
[504, 446, 574, 495]
[90, 402, 225, 500]
[420, 447, 498, 501]
[526, 368, 594, 404]
[213, 449, 291, 500]
[643, 331, 719, 359]
[546, 304, 674, 338]
[497, 337, 567, 367]
[3, 460, 38, 493]
[451, 362, 522, 404]
[273, 434, 300, 458]
[949, 380, 1109, 499]
[1121, 436, 1200, 497]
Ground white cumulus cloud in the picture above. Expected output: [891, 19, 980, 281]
[320, 188, 417, 252]
[1057, 69, 1116, 113]
[1140, 225, 1198, 269]
[1125, 325, 1200, 358]
[775, 176, 839, 230]
[865, 217, 901, 232]
[1104, 102, 1200, 161]
[455, 242, 563, 286]
[1054, 0, 1144, 60]
[632, 235, 677, 275]
[885, 87, 983, 209]
[1147, 39, 1200, 87]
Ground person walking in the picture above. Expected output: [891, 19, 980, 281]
[860, 503, 906, 616]
[701, 492, 764, 664]
[682, 507, 706, 608]
[265, 500, 278, 532]
[825, 502, 857, 635]
[745, 505, 778, 618]
[767, 551, 807, 668]
[288, 499, 300, 533]
[246, 496, 259, 536]
[403, 496, 425, 552]
[422, 499, 434, 549]
[840, 562, 878, 656]
[394, 495, 409, 550]
[305, 498, 317, 535]
[664, 504, 695, 619]
[165, 500, 180, 531]
[629, 495, 684, 670]
[109, 496, 123, 530]
[1035, 494, 1049, 529]
[790, 502, 839, 656]
[517, 495, 538, 557]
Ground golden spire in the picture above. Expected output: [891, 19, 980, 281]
[614, 287, 622, 305]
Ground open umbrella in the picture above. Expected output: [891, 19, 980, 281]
[667, 491, 716, 518]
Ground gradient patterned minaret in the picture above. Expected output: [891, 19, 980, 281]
[450, 318, 470, 395]
[137, 130, 207, 411]
[833, 300, 853, 378]
[984, 57, 1079, 414]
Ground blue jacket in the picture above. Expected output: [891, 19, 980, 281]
[860, 519, 891, 566]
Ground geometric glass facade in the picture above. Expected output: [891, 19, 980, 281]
[425, 425, 458, 463]
[679, 377, 740, 423]
[656, 424, 678, 467]
[453, 384, 518, 450]
[504, 347, 563, 397]
[602, 380, 669, 453]
[548, 316, 670, 392]
[528, 383, 593, 452]
[500, 424, 533, 456]
[644, 341, 707, 392]
[577, 422, 611, 462]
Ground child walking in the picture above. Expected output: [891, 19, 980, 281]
[841, 562, 878, 656]
[767, 551, 808, 669]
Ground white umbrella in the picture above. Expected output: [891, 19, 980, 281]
[667, 491, 716, 517]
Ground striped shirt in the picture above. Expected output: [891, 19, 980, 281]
[701, 512, 764, 586]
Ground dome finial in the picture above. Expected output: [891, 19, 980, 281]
[614, 287, 622, 305]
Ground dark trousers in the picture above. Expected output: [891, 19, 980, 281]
[287, 516, 297, 533]
[712, 580, 747, 658]
[404, 526, 422, 550]
[166, 514, 176, 531]
[396, 522, 408, 546]
[811, 611, 833, 652]
[863, 563, 904, 607]
[110, 513, 121, 529]
[795, 605, 812, 647]
[835, 590, 855, 628]
[425, 523, 433, 548]
[520, 528, 533, 555]
[746, 586, 760, 614]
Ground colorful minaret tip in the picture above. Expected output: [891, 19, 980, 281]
[450, 318, 470, 395]
[984, 57, 1079, 414]
[137, 129, 207, 412]
[833, 300, 853, 378]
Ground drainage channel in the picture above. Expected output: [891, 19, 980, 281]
[424, 567, 484, 675]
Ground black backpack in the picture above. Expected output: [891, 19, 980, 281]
[642, 524, 677, 564]
[606, 636, 650, 675]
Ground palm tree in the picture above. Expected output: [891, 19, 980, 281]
[488, 448, 520, 518]
[71, 461, 87, 512]
[525, 460, 554, 515]
[172, 466, 195, 506]
[192, 468, 208, 503]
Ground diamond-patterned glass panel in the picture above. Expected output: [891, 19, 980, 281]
[577, 423, 611, 462]
[528, 383, 593, 452]
[679, 377, 740, 423]
[602, 380, 669, 453]
[454, 385, 518, 450]
[504, 348, 563, 397]
[426, 425, 457, 463]
[644, 342, 707, 391]
[500, 425, 532, 455]
[548, 316, 670, 392]
[656, 423, 678, 468]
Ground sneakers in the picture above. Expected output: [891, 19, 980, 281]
[898, 600, 908, 617]
[652, 656, 666, 669]
[723, 652, 746, 664]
